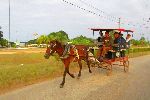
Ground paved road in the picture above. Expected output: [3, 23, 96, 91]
[0, 55, 150, 100]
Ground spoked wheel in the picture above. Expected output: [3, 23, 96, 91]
[123, 60, 129, 72]
[106, 64, 112, 76]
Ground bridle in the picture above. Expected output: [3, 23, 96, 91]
[47, 42, 57, 55]
[44, 41, 57, 59]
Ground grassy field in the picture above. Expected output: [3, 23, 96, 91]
[0, 49, 82, 94]
[0, 47, 150, 94]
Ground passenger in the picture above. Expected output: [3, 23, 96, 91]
[97, 31, 103, 47]
[126, 34, 132, 48]
[113, 31, 120, 51]
[119, 32, 126, 49]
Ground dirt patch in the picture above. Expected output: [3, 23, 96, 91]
[0, 52, 16, 54]
[0, 48, 45, 55]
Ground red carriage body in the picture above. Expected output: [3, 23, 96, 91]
[90, 28, 134, 75]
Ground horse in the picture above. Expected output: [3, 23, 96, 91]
[44, 40, 92, 88]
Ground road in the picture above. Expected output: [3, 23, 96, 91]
[0, 55, 150, 100]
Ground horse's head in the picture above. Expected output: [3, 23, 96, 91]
[44, 40, 60, 59]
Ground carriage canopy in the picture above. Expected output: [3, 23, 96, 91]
[91, 28, 134, 36]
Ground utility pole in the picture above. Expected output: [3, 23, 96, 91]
[8, 0, 11, 47]
[118, 18, 121, 29]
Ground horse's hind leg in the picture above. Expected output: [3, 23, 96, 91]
[77, 60, 82, 78]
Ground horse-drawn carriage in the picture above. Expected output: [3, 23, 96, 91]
[89, 28, 133, 75]
[44, 28, 133, 88]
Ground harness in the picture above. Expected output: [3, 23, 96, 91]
[61, 44, 79, 59]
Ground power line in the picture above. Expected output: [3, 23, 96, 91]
[77, 0, 119, 21]
[78, 0, 150, 29]
[61, 0, 118, 23]
[62, 0, 149, 30]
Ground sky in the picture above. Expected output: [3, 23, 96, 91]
[0, 0, 150, 42]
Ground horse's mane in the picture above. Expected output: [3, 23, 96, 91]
[50, 40, 63, 48]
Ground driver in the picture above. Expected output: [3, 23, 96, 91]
[100, 31, 113, 58]
[103, 31, 113, 47]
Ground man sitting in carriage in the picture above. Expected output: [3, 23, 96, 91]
[126, 34, 132, 49]
[113, 31, 121, 51]
[98, 31, 113, 61]
[97, 31, 104, 47]
[119, 32, 126, 49]
[113, 31, 129, 57]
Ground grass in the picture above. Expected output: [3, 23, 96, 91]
[0, 52, 82, 94]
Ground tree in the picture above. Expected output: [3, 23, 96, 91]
[37, 35, 49, 44]
[0, 31, 3, 39]
[131, 39, 140, 46]
[139, 37, 146, 41]
[139, 37, 147, 46]
[0, 38, 8, 47]
[47, 31, 69, 43]
[27, 39, 37, 44]
[71, 35, 94, 45]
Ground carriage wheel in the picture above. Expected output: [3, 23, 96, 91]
[123, 61, 129, 72]
[106, 64, 112, 76]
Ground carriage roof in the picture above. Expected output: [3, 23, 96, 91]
[91, 28, 134, 33]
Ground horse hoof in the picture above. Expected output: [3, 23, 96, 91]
[60, 84, 64, 88]
[89, 70, 92, 73]
[71, 74, 75, 78]
[77, 76, 80, 79]
[77, 75, 81, 79]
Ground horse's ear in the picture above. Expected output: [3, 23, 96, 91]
[54, 39, 58, 42]
[54, 40, 58, 44]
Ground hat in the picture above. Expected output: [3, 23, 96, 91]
[105, 31, 109, 34]
[127, 34, 131, 36]
[114, 30, 120, 33]
[114, 32, 119, 34]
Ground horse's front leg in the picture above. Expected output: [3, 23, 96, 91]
[67, 67, 75, 78]
[77, 60, 82, 78]
[60, 68, 67, 88]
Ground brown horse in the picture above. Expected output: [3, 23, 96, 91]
[44, 40, 92, 88]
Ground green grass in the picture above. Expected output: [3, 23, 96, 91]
[0, 53, 66, 91]
[128, 47, 150, 57]
[0, 52, 82, 93]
